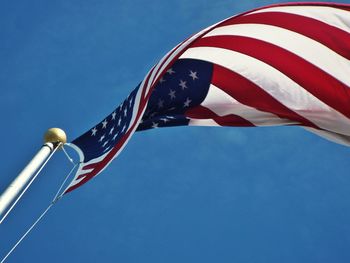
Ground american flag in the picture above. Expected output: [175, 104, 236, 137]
[65, 2, 350, 193]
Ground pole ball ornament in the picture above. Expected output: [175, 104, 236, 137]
[44, 128, 67, 145]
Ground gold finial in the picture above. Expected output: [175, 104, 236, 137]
[44, 128, 67, 145]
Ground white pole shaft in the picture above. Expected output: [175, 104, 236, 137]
[0, 143, 55, 221]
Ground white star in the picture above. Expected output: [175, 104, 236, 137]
[160, 118, 169, 123]
[102, 140, 109, 147]
[179, 80, 187, 90]
[189, 70, 198, 80]
[112, 112, 116, 120]
[103, 146, 111, 153]
[150, 112, 157, 118]
[109, 126, 115, 135]
[168, 89, 176, 99]
[118, 118, 122, 126]
[152, 122, 159, 128]
[124, 108, 128, 117]
[122, 125, 127, 132]
[129, 98, 133, 107]
[102, 119, 108, 129]
[112, 133, 119, 140]
[159, 77, 166, 83]
[91, 127, 97, 136]
[167, 68, 175, 75]
[157, 99, 164, 109]
[99, 134, 105, 142]
[184, 97, 192, 107]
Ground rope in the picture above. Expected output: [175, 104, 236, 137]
[52, 163, 79, 203]
[0, 147, 78, 263]
[61, 145, 77, 166]
[0, 203, 54, 263]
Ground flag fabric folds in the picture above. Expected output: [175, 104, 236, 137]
[65, 2, 350, 193]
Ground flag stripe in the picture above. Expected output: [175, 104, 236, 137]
[305, 127, 350, 146]
[205, 23, 350, 88]
[145, 22, 220, 97]
[145, 44, 182, 97]
[188, 118, 220, 126]
[198, 83, 300, 127]
[220, 11, 350, 60]
[180, 46, 350, 136]
[192, 35, 350, 120]
[210, 64, 315, 128]
[186, 105, 255, 127]
[128, 80, 149, 132]
[249, 5, 350, 33]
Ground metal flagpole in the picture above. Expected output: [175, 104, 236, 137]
[0, 128, 67, 224]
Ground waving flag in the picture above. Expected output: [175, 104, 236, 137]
[65, 2, 350, 193]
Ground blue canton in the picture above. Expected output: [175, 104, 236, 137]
[72, 87, 139, 162]
[137, 59, 213, 131]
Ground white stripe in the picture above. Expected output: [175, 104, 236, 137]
[65, 175, 83, 190]
[304, 127, 350, 147]
[180, 46, 350, 136]
[144, 22, 221, 97]
[63, 147, 112, 191]
[201, 84, 296, 126]
[142, 66, 156, 98]
[248, 5, 350, 34]
[127, 85, 144, 132]
[145, 50, 174, 97]
[65, 168, 93, 188]
[188, 119, 220, 126]
[145, 44, 184, 97]
[152, 22, 222, 83]
[205, 23, 350, 87]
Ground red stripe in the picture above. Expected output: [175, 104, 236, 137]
[186, 105, 255, 127]
[150, 41, 187, 88]
[210, 64, 317, 128]
[142, 65, 156, 99]
[220, 11, 350, 60]
[192, 36, 350, 120]
[237, 2, 350, 16]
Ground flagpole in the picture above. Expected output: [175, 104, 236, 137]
[0, 128, 67, 224]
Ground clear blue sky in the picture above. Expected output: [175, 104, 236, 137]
[1, 1, 350, 262]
